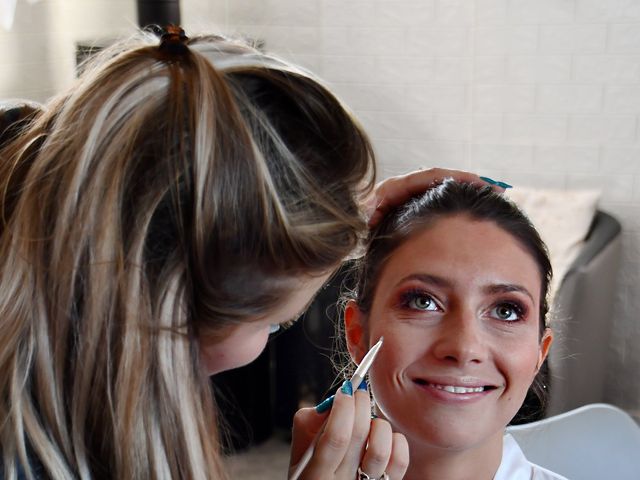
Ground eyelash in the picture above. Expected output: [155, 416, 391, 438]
[489, 301, 527, 322]
[397, 289, 528, 322]
[398, 289, 440, 311]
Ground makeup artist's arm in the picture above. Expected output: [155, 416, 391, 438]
[289, 385, 409, 479]
[365, 168, 508, 226]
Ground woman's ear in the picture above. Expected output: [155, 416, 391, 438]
[536, 328, 554, 372]
[344, 299, 368, 364]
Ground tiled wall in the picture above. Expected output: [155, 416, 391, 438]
[1, 0, 639, 417]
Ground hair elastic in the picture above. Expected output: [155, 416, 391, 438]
[159, 25, 189, 54]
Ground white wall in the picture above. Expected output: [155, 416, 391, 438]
[0, 0, 136, 101]
[1, 0, 639, 418]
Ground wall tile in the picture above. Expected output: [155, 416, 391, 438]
[534, 145, 600, 172]
[472, 115, 503, 141]
[321, 27, 403, 56]
[323, 1, 379, 28]
[536, 85, 603, 114]
[182, 0, 227, 27]
[405, 85, 468, 113]
[433, 114, 471, 141]
[375, 56, 435, 84]
[435, 0, 474, 25]
[475, 0, 508, 25]
[605, 85, 640, 113]
[474, 56, 507, 84]
[471, 143, 534, 170]
[434, 56, 472, 84]
[507, 56, 572, 83]
[569, 116, 637, 145]
[502, 115, 568, 144]
[377, 1, 436, 28]
[321, 55, 377, 82]
[501, 171, 567, 189]
[573, 55, 640, 83]
[577, 0, 640, 22]
[567, 174, 634, 203]
[602, 147, 640, 174]
[376, 140, 469, 175]
[228, 0, 321, 26]
[576, 0, 620, 21]
[405, 27, 471, 56]
[474, 85, 536, 113]
[539, 25, 607, 54]
[609, 24, 640, 54]
[474, 26, 539, 55]
[508, 0, 575, 24]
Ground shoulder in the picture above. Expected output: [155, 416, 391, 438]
[494, 435, 569, 480]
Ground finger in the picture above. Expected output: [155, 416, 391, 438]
[334, 386, 372, 477]
[301, 383, 356, 478]
[385, 432, 410, 480]
[368, 168, 507, 226]
[359, 418, 392, 479]
[290, 407, 328, 468]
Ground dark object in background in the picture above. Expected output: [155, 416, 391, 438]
[0, 100, 42, 150]
[137, 0, 181, 28]
[213, 345, 275, 453]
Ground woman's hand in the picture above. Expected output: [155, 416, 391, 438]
[289, 383, 409, 480]
[365, 168, 509, 227]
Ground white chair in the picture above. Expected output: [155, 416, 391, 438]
[507, 403, 640, 479]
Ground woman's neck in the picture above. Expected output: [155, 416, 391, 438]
[403, 431, 503, 480]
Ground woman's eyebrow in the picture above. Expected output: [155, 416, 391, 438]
[395, 273, 453, 289]
[484, 284, 534, 302]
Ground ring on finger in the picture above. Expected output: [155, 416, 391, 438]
[357, 467, 389, 480]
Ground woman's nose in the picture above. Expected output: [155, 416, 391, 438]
[431, 308, 488, 366]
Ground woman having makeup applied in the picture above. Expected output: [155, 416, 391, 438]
[0, 26, 505, 479]
[343, 181, 568, 479]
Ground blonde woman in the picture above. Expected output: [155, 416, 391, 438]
[0, 28, 498, 479]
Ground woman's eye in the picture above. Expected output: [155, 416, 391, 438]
[408, 295, 439, 311]
[490, 303, 522, 322]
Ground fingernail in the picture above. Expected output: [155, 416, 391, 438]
[357, 381, 368, 391]
[480, 176, 513, 189]
[341, 380, 353, 396]
[315, 395, 335, 414]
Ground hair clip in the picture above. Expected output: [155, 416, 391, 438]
[159, 25, 189, 54]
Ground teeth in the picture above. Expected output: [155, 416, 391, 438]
[432, 384, 485, 394]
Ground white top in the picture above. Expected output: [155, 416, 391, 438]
[494, 435, 569, 480]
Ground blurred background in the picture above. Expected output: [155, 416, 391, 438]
[2, 0, 639, 466]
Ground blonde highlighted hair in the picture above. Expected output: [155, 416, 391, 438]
[0, 32, 375, 479]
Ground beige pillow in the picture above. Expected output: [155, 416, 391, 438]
[506, 187, 601, 301]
